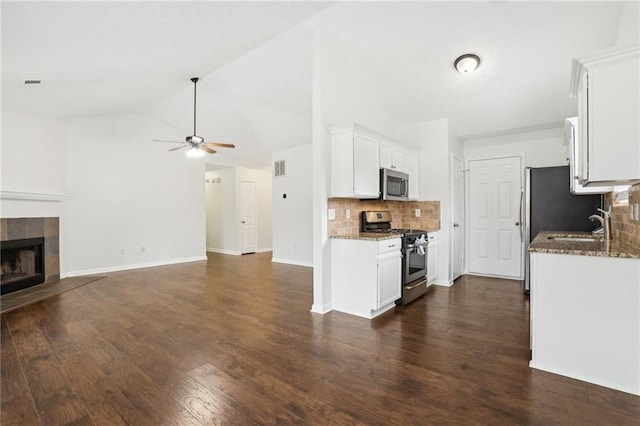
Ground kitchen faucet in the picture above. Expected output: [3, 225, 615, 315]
[589, 208, 611, 240]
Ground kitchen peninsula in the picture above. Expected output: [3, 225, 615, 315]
[528, 231, 640, 395]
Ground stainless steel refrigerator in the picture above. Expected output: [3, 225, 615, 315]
[523, 166, 602, 292]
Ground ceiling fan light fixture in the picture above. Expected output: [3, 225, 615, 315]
[454, 53, 481, 74]
[186, 147, 204, 158]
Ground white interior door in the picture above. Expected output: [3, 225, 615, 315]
[468, 157, 523, 278]
[452, 156, 464, 280]
[241, 181, 257, 254]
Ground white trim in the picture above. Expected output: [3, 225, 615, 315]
[431, 280, 454, 287]
[257, 247, 272, 253]
[62, 256, 207, 278]
[206, 248, 241, 256]
[310, 302, 333, 314]
[0, 190, 70, 201]
[271, 257, 313, 268]
[465, 272, 524, 281]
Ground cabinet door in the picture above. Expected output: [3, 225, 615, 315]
[403, 152, 419, 200]
[566, 117, 611, 194]
[380, 143, 393, 169]
[377, 252, 401, 308]
[587, 56, 640, 184]
[353, 131, 380, 198]
[380, 142, 403, 171]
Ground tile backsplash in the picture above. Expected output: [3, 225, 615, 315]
[606, 183, 640, 250]
[327, 198, 440, 236]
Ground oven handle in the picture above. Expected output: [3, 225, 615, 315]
[406, 242, 428, 249]
[405, 280, 425, 290]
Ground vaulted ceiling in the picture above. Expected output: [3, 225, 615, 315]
[2, 1, 633, 168]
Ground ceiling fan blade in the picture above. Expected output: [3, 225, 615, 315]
[168, 145, 189, 152]
[153, 139, 186, 144]
[205, 142, 236, 149]
[200, 145, 217, 154]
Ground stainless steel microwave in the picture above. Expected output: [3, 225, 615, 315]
[380, 168, 409, 201]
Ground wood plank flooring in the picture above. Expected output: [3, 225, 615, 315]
[2, 252, 639, 425]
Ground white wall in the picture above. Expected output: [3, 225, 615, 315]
[205, 167, 238, 254]
[615, 1, 640, 47]
[64, 113, 206, 275]
[463, 127, 567, 167]
[272, 144, 313, 267]
[1, 112, 67, 194]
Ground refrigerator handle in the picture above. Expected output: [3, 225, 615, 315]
[518, 188, 524, 242]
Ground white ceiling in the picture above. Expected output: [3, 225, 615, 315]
[2, 1, 633, 168]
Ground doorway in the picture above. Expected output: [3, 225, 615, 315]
[241, 181, 257, 254]
[467, 156, 523, 279]
[451, 156, 464, 280]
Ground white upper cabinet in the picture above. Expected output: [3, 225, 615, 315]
[570, 46, 640, 187]
[380, 141, 403, 171]
[330, 124, 420, 200]
[564, 117, 611, 194]
[329, 126, 380, 199]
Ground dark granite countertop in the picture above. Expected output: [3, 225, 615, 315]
[329, 232, 401, 241]
[529, 231, 640, 259]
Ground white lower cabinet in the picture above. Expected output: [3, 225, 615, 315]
[332, 238, 402, 319]
[426, 232, 438, 285]
[530, 252, 640, 395]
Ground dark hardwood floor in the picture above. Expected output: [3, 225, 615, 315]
[2, 252, 639, 425]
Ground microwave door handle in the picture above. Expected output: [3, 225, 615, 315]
[402, 179, 408, 196]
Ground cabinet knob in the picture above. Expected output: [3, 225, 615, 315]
[514, 222, 520, 226]
[453, 223, 459, 228]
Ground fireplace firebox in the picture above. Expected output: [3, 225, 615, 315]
[1, 237, 45, 295]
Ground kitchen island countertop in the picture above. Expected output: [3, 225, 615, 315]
[528, 231, 640, 259]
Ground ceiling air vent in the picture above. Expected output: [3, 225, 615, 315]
[24, 80, 42, 85]
[274, 160, 285, 177]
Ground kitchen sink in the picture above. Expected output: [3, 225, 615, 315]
[548, 236, 599, 242]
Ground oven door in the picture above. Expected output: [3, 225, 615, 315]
[404, 239, 428, 284]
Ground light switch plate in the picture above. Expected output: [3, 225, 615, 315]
[415, 209, 421, 218]
[328, 209, 336, 220]
[346, 209, 350, 219]
[634, 203, 639, 221]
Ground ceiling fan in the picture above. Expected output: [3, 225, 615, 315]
[153, 77, 235, 157]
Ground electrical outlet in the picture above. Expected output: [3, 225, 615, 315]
[328, 209, 336, 220]
[634, 203, 640, 221]
[346, 209, 350, 219]
[415, 209, 421, 218]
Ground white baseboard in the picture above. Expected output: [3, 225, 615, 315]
[271, 257, 313, 268]
[466, 272, 524, 281]
[206, 248, 241, 256]
[62, 256, 207, 278]
[206, 247, 272, 255]
[431, 279, 454, 287]
[310, 302, 333, 314]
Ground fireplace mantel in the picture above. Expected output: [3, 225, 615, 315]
[0, 191, 70, 202]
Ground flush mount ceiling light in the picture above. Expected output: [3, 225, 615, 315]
[454, 54, 481, 74]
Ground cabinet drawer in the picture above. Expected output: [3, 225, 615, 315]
[378, 238, 401, 254]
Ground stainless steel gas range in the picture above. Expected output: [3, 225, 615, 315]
[361, 211, 429, 305]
